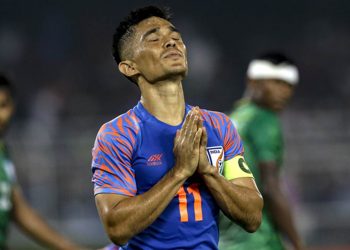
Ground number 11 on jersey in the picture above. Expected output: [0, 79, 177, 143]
[177, 183, 203, 222]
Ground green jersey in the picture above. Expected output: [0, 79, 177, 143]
[219, 101, 285, 250]
[0, 141, 16, 248]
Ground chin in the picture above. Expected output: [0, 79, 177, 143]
[165, 65, 187, 77]
[272, 104, 284, 112]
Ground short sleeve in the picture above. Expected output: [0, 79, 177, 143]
[250, 115, 282, 163]
[222, 115, 244, 161]
[3, 159, 17, 184]
[92, 123, 137, 197]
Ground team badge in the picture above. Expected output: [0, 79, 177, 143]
[206, 146, 224, 175]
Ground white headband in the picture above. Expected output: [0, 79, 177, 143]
[247, 59, 299, 85]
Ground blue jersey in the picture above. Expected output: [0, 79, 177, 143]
[92, 102, 244, 250]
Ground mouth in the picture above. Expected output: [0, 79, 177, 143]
[162, 50, 183, 59]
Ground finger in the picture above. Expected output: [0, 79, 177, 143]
[200, 126, 208, 148]
[186, 112, 199, 141]
[183, 109, 196, 137]
[180, 109, 193, 137]
[197, 113, 203, 129]
[173, 129, 180, 151]
[193, 128, 203, 150]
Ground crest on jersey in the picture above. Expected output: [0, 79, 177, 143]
[206, 146, 224, 175]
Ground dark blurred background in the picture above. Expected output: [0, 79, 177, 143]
[1, 0, 349, 248]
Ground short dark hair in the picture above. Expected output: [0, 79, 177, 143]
[0, 74, 15, 98]
[112, 5, 171, 65]
[256, 52, 296, 66]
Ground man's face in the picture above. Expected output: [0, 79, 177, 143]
[0, 90, 14, 135]
[254, 79, 295, 111]
[127, 17, 188, 82]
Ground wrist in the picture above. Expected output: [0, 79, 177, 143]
[199, 164, 216, 177]
[172, 164, 190, 181]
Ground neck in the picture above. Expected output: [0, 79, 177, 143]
[139, 78, 185, 126]
[244, 88, 272, 111]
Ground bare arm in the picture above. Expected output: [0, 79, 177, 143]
[96, 169, 186, 246]
[259, 161, 303, 250]
[202, 172, 262, 232]
[11, 186, 82, 250]
[95, 109, 203, 246]
[196, 122, 263, 232]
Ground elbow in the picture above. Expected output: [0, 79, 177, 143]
[243, 210, 262, 233]
[104, 214, 132, 246]
[243, 195, 264, 233]
[107, 226, 132, 246]
[99, 205, 132, 246]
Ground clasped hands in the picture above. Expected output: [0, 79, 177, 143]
[173, 107, 215, 179]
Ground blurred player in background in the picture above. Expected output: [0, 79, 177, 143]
[0, 74, 84, 249]
[219, 52, 304, 250]
[91, 6, 263, 250]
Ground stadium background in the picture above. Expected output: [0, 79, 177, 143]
[1, 0, 349, 249]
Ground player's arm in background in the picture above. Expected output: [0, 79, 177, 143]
[253, 119, 304, 250]
[196, 115, 263, 232]
[11, 185, 84, 250]
[94, 109, 202, 246]
[259, 162, 303, 250]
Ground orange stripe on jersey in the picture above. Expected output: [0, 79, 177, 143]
[95, 186, 135, 196]
[117, 117, 123, 132]
[99, 139, 114, 156]
[124, 116, 133, 128]
[95, 166, 136, 195]
[224, 122, 232, 147]
[115, 138, 132, 157]
[225, 140, 234, 152]
[100, 132, 131, 154]
[213, 116, 223, 138]
[218, 112, 225, 125]
[98, 162, 113, 173]
[110, 147, 135, 181]
[127, 127, 136, 146]
[200, 109, 210, 123]
[128, 111, 140, 132]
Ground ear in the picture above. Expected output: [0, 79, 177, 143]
[118, 60, 140, 78]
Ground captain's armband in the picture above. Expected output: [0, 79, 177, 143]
[223, 155, 254, 180]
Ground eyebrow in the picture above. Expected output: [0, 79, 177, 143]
[169, 26, 180, 33]
[142, 25, 180, 40]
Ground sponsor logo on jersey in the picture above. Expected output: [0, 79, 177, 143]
[206, 146, 224, 174]
[147, 153, 163, 166]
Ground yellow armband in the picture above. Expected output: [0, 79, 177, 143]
[223, 155, 254, 180]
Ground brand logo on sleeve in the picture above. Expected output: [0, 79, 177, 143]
[206, 146, 224, 174]
[147, 153, 163, 166]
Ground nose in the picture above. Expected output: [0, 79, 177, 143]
[165, 38, 176, 48]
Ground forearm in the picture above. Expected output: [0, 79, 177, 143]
[201, 168, 263, 232]
[99, 167, 187, 245]
[265, 191, 302, 248]
[12, 190, 79, 249]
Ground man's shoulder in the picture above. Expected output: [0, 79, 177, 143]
[199, 107, 231, 126]
[97, 108, 141, 140]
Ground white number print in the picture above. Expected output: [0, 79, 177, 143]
[0, 182, 11, 211]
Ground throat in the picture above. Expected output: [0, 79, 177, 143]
[157, 108, 185, 126]
[140, 82, 186, 126]
[143, 99, 185, 126]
